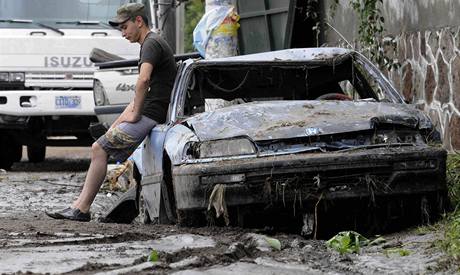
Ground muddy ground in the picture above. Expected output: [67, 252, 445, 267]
[0, 147, 456, 274]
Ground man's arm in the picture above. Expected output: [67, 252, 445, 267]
[110, 62, 154, 129]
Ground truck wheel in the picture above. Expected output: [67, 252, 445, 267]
[0, 137, 16, 170]
[0, 155, 14, 170]
[27, 145, 46, 163]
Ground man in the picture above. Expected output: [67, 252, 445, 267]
[46, 3, 177, 222]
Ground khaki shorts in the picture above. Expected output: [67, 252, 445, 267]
[97, 116, 157, 163]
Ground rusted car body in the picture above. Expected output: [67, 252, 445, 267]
[137, 48, 447, 233]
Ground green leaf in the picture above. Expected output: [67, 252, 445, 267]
[148, 250, 159, 262]
[385, 248, 411, 257]
[265, 237, 281, 251]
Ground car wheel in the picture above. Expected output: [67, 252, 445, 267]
[27, 145, 46, 163]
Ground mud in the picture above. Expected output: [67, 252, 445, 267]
[0, 147, 456, 274]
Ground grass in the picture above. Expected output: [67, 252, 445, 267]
[326, 231, 385, 254]
[446, 153, 460, 207]
[439, 154, 460, 264]
[327, 154, 460, 268]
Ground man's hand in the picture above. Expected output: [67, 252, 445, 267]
[122, 110, 141, 124]
[110, 109, 141, 130]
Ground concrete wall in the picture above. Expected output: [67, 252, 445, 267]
[324, 0, 460, 151]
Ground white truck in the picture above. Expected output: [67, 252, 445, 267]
[0, 0, 147, 169]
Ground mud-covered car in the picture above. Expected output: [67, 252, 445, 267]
[132, 48, 448, 235]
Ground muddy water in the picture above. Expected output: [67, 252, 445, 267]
[0, 147, 454, 274]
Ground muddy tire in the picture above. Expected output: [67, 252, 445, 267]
[27, 145, 46, 163]
[0, 136, 18, 170]
[0, 153, 14, 170]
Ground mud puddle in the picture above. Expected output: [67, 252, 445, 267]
[0, 150, 455, 274]
[0, 232, 215, 274]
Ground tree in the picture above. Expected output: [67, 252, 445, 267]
[184, 0, 205, 53]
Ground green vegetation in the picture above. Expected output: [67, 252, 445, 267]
[184, 0, 205, 53]
[439, 154, 460, 262]
[329, 0, 398, 70]
[326, 231, 385, 254]
[148, 250, 159, 262]
[440, 209, 460, 261]
[384, 248, 411, 257]
[447, 153, 460, 207]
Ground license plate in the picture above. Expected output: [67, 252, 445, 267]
[55, 96, 81, 109]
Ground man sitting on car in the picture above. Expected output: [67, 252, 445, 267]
[46, 2, 176, 221]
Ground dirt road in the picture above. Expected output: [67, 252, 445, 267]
[0, 147, 454, 274]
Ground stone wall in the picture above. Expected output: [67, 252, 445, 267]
[324, 0, 460, 151]
[389, 28, 460, 151]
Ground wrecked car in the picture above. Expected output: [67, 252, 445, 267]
[102, 48, 449, 235]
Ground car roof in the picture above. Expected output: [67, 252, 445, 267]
[194, 47, 353, 64]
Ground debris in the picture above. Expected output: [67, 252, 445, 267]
[103, 160, 136, 192]
[193, 1, 239, 59]
[207, 184, 229, 225]
[0, 169, 6, 174]
[244, 233, 281, 252]
[225, 242, 252, 259]
[290, 239, 300, 249]
[169, 256, 200, 269]
[94, 261, 160, 275]
[301, 213, 315, 237]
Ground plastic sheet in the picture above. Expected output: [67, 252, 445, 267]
[193, 2, 239, 59]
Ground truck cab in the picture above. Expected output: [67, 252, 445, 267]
[0, 0, 153, 169]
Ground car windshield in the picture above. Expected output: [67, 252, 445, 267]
[0, 0, 147, 29]
[181, 53, 402, 116]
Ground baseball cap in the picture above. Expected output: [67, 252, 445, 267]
[109, 3, 145, 27]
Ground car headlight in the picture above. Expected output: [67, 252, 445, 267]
[93, 79, 108, 106]
[194, 138, 257, 158]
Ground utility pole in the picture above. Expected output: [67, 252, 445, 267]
[158, 0, 176, 53]
[175, 2, 185, 54]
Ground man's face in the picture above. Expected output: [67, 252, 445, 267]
[118, 17, 140, 43]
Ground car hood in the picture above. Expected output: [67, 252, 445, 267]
[183, 100, 431, 141]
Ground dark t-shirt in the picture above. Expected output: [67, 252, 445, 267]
[139, 32, 176, 123]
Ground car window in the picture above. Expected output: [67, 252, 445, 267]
[181, 54, 394, 117]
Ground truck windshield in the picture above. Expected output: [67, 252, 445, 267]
[0, 0, 142, 28]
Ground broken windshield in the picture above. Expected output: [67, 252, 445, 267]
[181, 55, 397, 117]
[0, 0, 139, 29]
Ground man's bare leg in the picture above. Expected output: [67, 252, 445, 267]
[72, 142, 108, 213]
